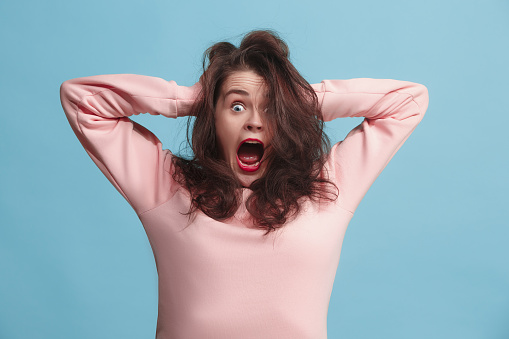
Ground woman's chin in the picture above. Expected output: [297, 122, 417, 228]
[234, 164, 266, 188]
[229, 157, 268, 188]
[236, 172, 260, 188]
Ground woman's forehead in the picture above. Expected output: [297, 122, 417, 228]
[221, 70, 269, 98]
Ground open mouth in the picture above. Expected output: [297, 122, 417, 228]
[236, 138, 265, 172]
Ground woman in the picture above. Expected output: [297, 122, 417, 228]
[60, 30, 429, 339]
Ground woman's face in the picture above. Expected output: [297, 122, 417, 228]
[214, 70, 272, 187]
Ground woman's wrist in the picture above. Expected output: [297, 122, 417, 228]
[176, 82, 202, 117]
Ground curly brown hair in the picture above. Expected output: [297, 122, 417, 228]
[171, 29, 338, 235]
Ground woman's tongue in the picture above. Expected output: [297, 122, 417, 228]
[238, 144, 261, 165]
[239, 153, 259, 165]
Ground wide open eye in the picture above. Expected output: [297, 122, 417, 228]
[232, 103, 245, 112]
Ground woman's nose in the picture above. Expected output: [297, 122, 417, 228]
[245, 109, 263, 131]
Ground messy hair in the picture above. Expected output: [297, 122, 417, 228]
[172, 29, 338, 235]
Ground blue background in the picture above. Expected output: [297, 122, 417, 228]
[1, 0, 508, 338]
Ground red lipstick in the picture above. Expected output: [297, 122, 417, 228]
[236, 138, 264, 172]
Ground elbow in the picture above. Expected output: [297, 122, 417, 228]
[60, 78, 85, 109]
[417, 85, 429, 115]
[60, 80, 74, 105]
[59, 79, 82, 120]
[412, 83, 429, 117]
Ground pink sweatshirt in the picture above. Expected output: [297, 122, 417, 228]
[60, 74, 429, 339]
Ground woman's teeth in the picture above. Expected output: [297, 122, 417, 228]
[239, 159, 260, 167]
[236, 139, 264, 172]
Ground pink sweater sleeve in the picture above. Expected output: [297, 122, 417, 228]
[59, 74, 200, 215]
[311, 78, 429, 214]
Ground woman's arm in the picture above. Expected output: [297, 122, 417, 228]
[60, 74, 200, 215]
[311, 78, 429, 214]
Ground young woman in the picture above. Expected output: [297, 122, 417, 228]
[60, 30, 429, 339]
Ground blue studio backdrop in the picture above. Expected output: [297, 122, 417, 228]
[1, 0, 508, 338]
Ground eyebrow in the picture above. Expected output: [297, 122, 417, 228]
[223, 89, 270, 103]
[224, 89, 250, 99]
